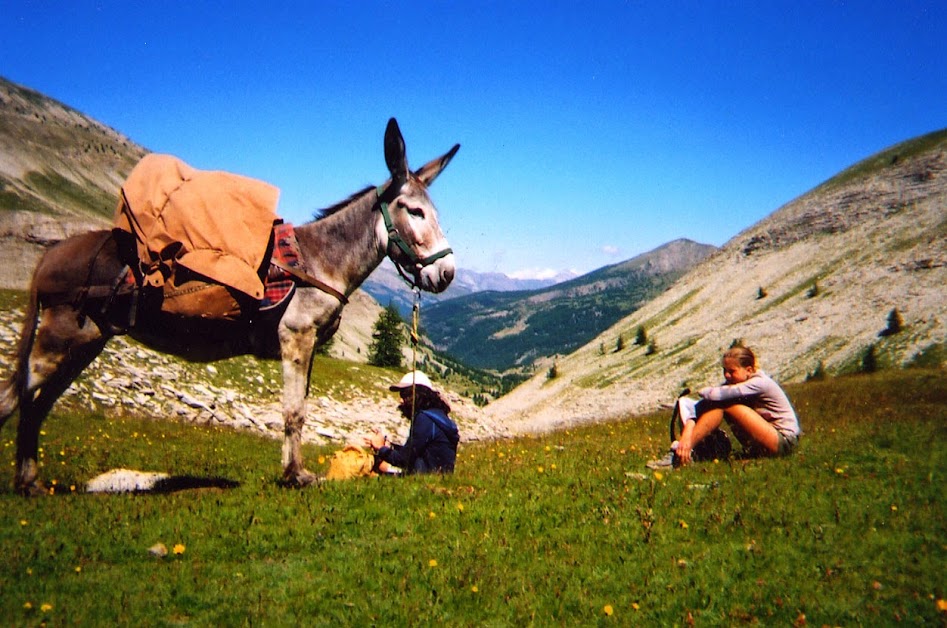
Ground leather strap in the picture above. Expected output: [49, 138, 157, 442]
[269, 258, 348, 305]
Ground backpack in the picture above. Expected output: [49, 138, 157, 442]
[670, 390, 732, 462]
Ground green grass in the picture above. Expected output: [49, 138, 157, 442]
[1, 369, 944, 625]
[23, 170, 115, 219]
[813, 127, 947, 192]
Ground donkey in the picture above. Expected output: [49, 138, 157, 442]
[0, 118, 458, 494]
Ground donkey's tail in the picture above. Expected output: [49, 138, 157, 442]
[0, 283, 40, 427]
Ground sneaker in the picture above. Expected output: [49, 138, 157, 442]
[646, 450, 677, 470]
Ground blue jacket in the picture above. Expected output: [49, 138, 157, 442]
[376, 409, 459, 474]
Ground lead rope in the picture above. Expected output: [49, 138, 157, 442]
[409, 286, 421, 422]
[405, 287, 422, 469]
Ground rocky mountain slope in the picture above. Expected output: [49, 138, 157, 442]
[487, 129, 947, 434]
[422, 238, 715, 371]
[0, 76, 148, 288]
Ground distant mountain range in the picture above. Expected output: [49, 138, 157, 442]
[359, 261, 577, 317]
[419, 239, 716, 371]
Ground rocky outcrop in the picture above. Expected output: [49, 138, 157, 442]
[0, 303, 505, 449]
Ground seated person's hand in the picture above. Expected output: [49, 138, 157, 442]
[365, 429, 387, 452]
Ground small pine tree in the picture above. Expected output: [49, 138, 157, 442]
[547, 362, 559, 380]
[615, 334, 625, 352]
[757, 286, 768, 300]
[314, 337, 334, 356]
[634, 325, 647, 346]
[861, 344, 878, 373]
[368, 303, 406, 367]
[645, 339, 658, 356]
[880, 308, 903, 337]
[806, 282, 819, 298]
[806, 361, 827, 381]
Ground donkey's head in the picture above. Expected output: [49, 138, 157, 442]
[377, 118, 458, 293]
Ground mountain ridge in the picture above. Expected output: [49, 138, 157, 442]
[420, 238, 716, 371]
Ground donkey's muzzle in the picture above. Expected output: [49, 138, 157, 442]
[418, 254, 455, 293]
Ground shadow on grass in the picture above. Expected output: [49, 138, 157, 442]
[82, 468, 240, 495]
[148, 475, 240, 493]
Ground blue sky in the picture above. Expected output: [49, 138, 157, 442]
[2, 1, 945, 278]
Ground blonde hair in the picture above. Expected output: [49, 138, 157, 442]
[723, 345, 758, 370]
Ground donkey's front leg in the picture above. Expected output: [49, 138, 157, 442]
[278, 323, 319, 486]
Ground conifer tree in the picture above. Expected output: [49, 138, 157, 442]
[880, 308, 903, 336]
[634, 325, 647, 346]
[368, 303, 406, 367]
[861, 344, 878, 373]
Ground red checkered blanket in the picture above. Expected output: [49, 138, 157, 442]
[262, 222, 302, 310]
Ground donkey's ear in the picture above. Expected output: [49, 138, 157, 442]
[414, 143, 460, 186]
[384, 118, 408, 183]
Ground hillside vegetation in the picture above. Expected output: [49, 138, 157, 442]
[423, 239, 715, 371]
[0, 370, 943, 625]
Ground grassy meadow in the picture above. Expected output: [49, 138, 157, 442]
[0, 368, 944, 625]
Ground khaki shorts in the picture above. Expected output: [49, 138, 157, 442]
[774, 431, 799, 456]
[726, 415, 799, 457]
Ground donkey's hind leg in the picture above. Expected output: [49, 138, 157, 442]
[15, 306, 108, 495]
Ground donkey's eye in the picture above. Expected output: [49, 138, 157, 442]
[405, 205, 425, 218]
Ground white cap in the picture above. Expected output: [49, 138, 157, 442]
[389, 370, 434, 392]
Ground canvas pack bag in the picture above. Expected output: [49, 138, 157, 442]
[325, 446, 377, 480]
[113, 153, 281, 320]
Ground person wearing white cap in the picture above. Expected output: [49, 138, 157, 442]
[364, 371, 460, 474]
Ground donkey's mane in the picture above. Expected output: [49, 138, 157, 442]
[314, 185, 375, 221]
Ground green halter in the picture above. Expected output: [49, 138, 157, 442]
[375, 185, 453, 287]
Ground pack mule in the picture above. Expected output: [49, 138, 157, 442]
[0, 118, 458, 494]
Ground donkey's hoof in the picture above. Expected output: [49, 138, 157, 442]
[16, 481, 48, 498]
[280, 469, 322, 488]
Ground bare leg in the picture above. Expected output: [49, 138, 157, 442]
[676, 407, 724, 465]
[722, 404, 781, 455]
[678, 404, 779, 465]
